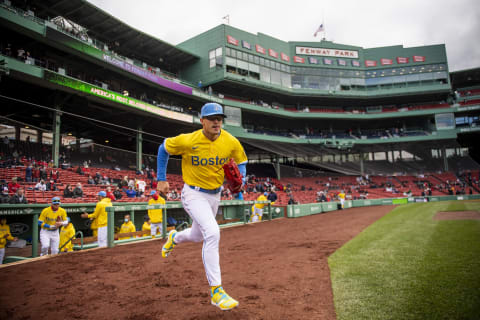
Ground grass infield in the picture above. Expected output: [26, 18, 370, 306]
[328, 201, 480, 320]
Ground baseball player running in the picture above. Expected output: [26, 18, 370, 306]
[38, 197, 68, 256]
[250, 192, 268, 222]
[157, 102, 247, 311]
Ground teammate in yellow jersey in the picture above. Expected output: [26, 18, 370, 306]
[38, 197, 68, 256]
[142, 217, 151, 236]
[338, 190, 346, 209]
[0, 216, 18, 264]
[157, 102, 247, 311]
[118, 214, 136, 240]
[59, 218, 76, 252]
[81, 191, 112, 247]
[148, 190, 165, 238]
[250, 192, 268, 222]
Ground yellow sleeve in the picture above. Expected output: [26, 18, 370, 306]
[230, 137, 248, 164]
[130, 223, 136, 233]
[6, 225, 14, 241]
[61, 208, 68, 221]
[38, 208, 47, 228]
[164, 133, 190, 155]
[88, 203, 101, 220]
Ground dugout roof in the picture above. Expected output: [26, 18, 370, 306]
[14, 0, 199, 73]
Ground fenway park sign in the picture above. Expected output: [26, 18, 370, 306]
[295, 46, 359, 59]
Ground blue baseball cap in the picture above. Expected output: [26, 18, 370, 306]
[52, 196, 61, 204]
[200, 103, 226, 118]
[264, 192, 268, 196]
[150, 190, 156, 195]
[98, 191, 106, 197]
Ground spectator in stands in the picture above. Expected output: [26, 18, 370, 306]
[8, 177, 20, 195]
[87, 175, 96, 185]
[35, 179, 47, 191]
[120, 176, 129, 188]
[0, 187, 10, 203]
[106, 186, 115, 201]
[25, 164, 32, 182]
[288, 195, 296, 205]
[113, 186, 123, 200]
[76, 166, 83, 175]
[39, 166, 48, 181]
[73, 183, 83, 198]
[0, 216, 18, 264]
[136, 179, 146, 197]
[63, 184, 74, 198]
[9, 188, 28, 204]
[50, 169, 59, 183]
[118, 214, 136, 240]
[32, 165, 40, 182]
[124, 186, 137, 198]
[46, 180, 58, 191]
[267, 190, 277, 204]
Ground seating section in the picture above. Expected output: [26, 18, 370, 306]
[1, 166, 478, 205]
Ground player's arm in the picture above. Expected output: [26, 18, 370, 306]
[5, 226, 17, 241]
[38, 209, 54, 229]
[157, 140, 170, 194]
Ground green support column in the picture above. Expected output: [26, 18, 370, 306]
[52, 107, 61, 168]
[136, 126, 143, 172]
[360, 156, 364, 176]
[442, 147, 449, 172]
[107, 206, 115, 248]
[32, 213, 39, 258]
[162, 206, 167, 238]
[275, 155, 281, 180]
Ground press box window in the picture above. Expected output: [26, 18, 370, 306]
[209, 47, 223, 68]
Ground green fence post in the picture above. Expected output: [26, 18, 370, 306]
[130, 209, 135, 224]
[32, 213, 38, 258]
[107, 206, 115, 248]
[267, 202, 272, 221]
[162, 205, 167, 238]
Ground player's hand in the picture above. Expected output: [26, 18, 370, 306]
[157, 181, 169, 195]
[81, 213, 89, 219]
[55, 221, 63, 227]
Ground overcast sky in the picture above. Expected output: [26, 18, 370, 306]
[88, 0, 480, 72]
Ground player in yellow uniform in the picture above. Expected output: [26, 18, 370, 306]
[147, 190, 165, 238]
[0, 216, 18, 264]
[338, 190, 346, 209]
[118, 214, 136, 240]
[250, 192, 268, 222]
[142, 217, 151, 237]
[38, 197, 68, 256]
[59, 218, 76, 252]
[157, 102, 247, 311]
[90, 217, 98, 237]
[81, 191, 112, 248]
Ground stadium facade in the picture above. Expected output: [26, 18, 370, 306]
[1, 0, 479, 177]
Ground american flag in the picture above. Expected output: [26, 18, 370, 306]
[314, 24, 324, 37]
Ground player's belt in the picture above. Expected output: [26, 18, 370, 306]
[188, 185, 222, 194]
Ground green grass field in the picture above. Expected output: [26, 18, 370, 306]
[329, 201, 480, 320]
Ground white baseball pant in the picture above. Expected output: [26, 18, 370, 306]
[40, 228, 60, 256]
[151, 222, 162, 237]
[97, 226, 107, 247]
[176, 184, 221, 286]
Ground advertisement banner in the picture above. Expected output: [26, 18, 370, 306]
[293, 56, 305, 63]
[241, 40, 251, 50]
[227, 35, 239, 46]
[268, 48, 278, 58]
[308, 57, 318, 64]
[337, 59, 346, 66]
[380, 58, 393, 65]
[101, 54, 192, 95]
[256, 44, 266, 54]
[351, 60, 360, 67]
[281, 52, 290, 62]
[413, 55, 426, 62]
[396, 56, 409, 64]
[323, 58, 333, 65]
[45, 71, 193, 123]
[295, 46, 359, 58]
[365, 60, 377, 67]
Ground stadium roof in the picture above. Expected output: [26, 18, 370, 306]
[16, 0, 199, 73]
[450, 67, 480, 90]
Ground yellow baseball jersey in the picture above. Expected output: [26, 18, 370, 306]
[119, 221, 136, 240]
[148, 197, 165, 223]
[87, 198, 112, 228]
[0, 224, 14, 249]
[165, 129, 247, 190]
[142, 222, 151, 232]
[338, 192, 346, 200]
[39, 206, 67, 230]
[59, 223, 76, 252]
[254, 195, 268, 209]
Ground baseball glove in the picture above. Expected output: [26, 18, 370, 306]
[223, 158, 243, 194]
